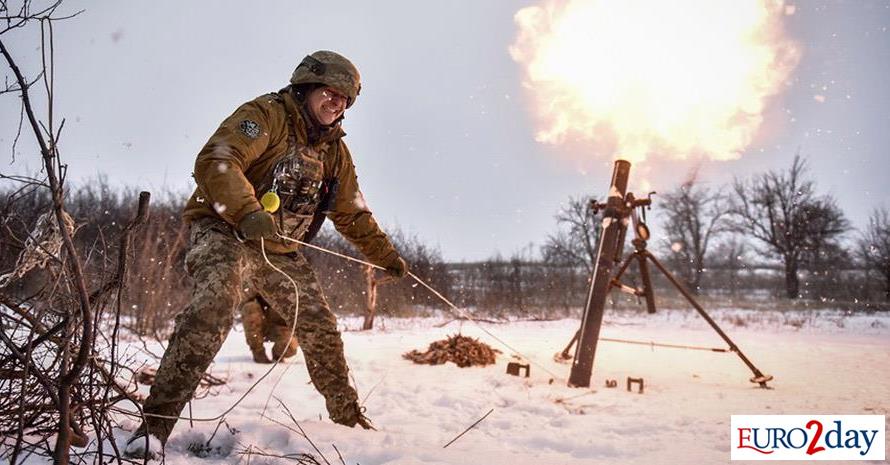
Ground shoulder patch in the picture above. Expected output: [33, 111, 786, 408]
[239, 119, 261, 139]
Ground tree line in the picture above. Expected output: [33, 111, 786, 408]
[660, 155, 886, 301]
[542, 154, 889, 304]
[3, 152, 886, 345]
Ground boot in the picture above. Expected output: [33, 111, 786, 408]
[241, 299, 270, 364]
[271, 335, 299, 360]
[251, 347, 272, 364]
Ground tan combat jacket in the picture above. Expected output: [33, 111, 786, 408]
[182, 89, 399, 267]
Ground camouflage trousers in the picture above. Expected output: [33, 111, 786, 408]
[140, 218, 358, 441]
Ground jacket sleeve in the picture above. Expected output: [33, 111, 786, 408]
[327, 142, 400, 267]
[193, 98, 280, 225]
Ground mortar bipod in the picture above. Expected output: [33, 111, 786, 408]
[570, 190, 774, 388]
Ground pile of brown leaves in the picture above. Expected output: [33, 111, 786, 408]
[403, 334, 500, 367]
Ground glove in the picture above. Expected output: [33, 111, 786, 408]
[383, 256, 408, 279]
[238, 210, 277, 241]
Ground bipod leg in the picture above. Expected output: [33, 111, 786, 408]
[609, 252, 648, 300]
[635, 252, 656, 314]
[611, 252, 636, 285]
[644, 252, 773, 388]
[558, 329, 581, 360]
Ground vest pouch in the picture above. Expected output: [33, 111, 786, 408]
[274, 148, 324, 212]
[277, 211, 314, 242]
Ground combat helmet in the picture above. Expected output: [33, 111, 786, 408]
[291, 51, 361, 108]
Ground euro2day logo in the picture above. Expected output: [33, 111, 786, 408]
[730, 415, 885, 461]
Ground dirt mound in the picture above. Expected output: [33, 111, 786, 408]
[403, 334, 500, 367]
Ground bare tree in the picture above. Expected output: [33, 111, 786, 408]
[728, 154, 849, 299]
[659, 170, 728, 294]
[542, 195, 599, 274]
[0, 4, 153, 465]
[858, 207, 890, 301]
[1, 4, 93, 463]
[361, 264, 380, 329]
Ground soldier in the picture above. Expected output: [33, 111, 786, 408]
[240, 297, 299, 363]
[126, 50, 407, 458]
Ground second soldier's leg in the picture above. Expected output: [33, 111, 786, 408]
[270, 323, 299, 359]
[240, 299, 272, 363]
[252, 251, 366, 427]
[266, 306, 299, 359]
[140, 226, 247, 442]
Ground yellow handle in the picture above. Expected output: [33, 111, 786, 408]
[260, 191, 280, 213]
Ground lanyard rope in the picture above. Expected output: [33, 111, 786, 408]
[275, 233, 564, 381]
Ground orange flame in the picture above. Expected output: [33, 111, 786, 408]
[510, 0, 800, 162]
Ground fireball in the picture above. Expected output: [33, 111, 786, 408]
[510, 0, 800, 162]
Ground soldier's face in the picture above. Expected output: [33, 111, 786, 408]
[308, 87, 347, 126]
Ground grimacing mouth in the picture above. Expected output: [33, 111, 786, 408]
[321, 103, 344, 119]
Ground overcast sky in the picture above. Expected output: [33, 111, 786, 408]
[1, 0, 888, 261]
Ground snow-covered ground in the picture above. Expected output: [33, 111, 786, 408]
[73, 309, 890, 463]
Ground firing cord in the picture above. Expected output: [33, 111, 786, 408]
[275, 233, 564, 381]
[600, 337, 728, 352]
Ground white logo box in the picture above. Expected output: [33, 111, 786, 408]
[730, 415, 885, 461]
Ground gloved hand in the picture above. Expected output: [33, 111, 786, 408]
[383, 256, 408, 279]
[238, 210, 277, 241]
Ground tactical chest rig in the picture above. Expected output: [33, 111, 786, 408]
[261, 92, 338, 243]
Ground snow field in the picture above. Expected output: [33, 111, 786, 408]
[95, 310, 890, 464]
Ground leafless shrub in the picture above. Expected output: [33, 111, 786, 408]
[119, 191, 188, 337]
[784, 316, 806, 329]
[0, 3, 153, 464]
[727, 314, 748, 328]
[307, 223, 451, 320]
